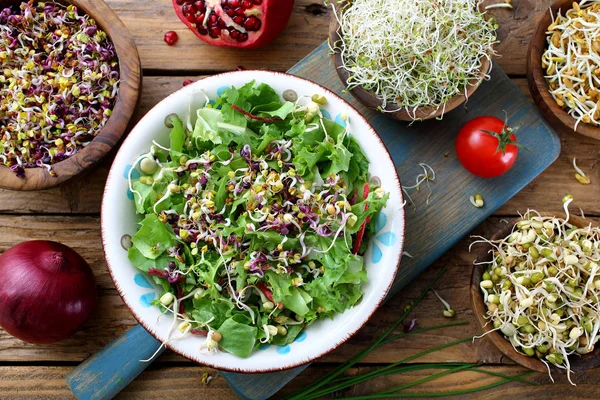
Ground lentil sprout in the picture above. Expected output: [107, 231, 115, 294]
[331, 0, 498, 120]
[542, 0, 600, 129]
[0, 1, 120, 177]
[474, 208, 600, 385]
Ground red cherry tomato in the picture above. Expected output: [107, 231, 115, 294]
[455, 116, 520, 178]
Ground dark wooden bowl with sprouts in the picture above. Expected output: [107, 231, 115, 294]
[328, 1, 493, 122]
[0, 0, 141, 190]
[470, 213, 600, 377]
[527, 0, 600, 141]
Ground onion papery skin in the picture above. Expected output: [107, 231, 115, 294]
[0, 241, 97, 344]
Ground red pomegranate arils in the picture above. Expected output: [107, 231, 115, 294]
[164, 31, 179, 46]
[173, 0, 294, 49]
[183, 79, 194, 86]
[231, 104, 281, 122]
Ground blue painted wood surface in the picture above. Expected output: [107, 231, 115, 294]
[220, 42, 561, 399]
[66, 325, 164, 400]
[66, 42, 560, 400]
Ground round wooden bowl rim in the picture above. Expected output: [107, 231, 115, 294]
[0, 0, 141, 190]
[470, 212, 600, 374]
[328, 2, 490, 121]
[527, 0, 600, 141]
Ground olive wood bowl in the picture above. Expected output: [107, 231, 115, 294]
[470, 213, 600, 374]
[0, 0, 142, 190]
[328, 2, 490, 121]
[527, 0, 600, 141]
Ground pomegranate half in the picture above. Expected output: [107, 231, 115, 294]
[172, 0, 295, 49]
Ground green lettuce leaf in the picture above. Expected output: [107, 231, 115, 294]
[131, 214, 174, 259]
[218, 317, 257, 358]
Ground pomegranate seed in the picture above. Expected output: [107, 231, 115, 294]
[209, 27, 221, 38]
[195, 13, 205, 24]
[229, 0, 240, 7]
[183, 79, 194, 86]
[217, 18, 227, 28]
[193, 0, 205, 11]
[182, 4, 195, 16]
[229, 29, 239, 39]
[197, 27, 208, 35]
[186, 13, 196, 23]
[233, 15, 244, 24]
[242, 0, 252, 8]
[252, 0, 262, 4]
[244, 16, 260, 30]
[164, 31, 178, 46]
[237, 32, 248, 42]
[175, 0, 185, 4]
[234, 7, 245, 15]
[209, 13, 217, 23]
[226, 7, 235, 17]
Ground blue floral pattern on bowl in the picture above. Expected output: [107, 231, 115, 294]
[371, 212, 397, 264]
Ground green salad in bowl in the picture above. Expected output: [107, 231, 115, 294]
[126, 80, 390, 358]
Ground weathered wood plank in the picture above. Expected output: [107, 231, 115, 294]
[1, 364, 599, 399]
[3, 216, 598, 365]
[0, 77, 596, 216]
[99, 0, 552, 75]
[104, 0, 331, 73]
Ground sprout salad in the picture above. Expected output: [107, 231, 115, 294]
[476, 203, 600, 384]
[127, 81, 389, 358]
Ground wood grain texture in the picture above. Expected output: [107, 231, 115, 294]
[3, 364, 600, 399]
[527, 0, 600, 141]
[96, 0, 554, 75]
[0, 77, 597, 216]
[0, 216, 562, 366]
[102, 0, 331, 73]
[0, 0, 142, 190]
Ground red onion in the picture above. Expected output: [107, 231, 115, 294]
[0, 241, 97, 344]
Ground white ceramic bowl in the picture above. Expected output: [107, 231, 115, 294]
[102, 70, 405, 372]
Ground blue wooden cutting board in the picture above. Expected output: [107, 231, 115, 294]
[66, 42, 560, 400]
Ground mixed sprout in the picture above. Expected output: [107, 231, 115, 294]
[0, 1, 119, 177]
[331, 0, 498, 120]
[542, 0, 600, 129]
[128, 81, 389, 358]
[475, 201, 600, 385]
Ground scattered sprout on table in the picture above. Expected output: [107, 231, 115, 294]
[485, 0, 513, 10]
[572, 157, 591, 185]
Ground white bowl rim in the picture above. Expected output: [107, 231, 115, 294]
[101, 70, 405, 373]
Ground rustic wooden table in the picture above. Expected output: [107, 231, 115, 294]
[1, 0, 599, 398]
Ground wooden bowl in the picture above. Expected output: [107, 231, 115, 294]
[527, 0, 600, 141]
[328, 2, 490, 121]
[470, 213, 600, 374]
[0, 0, 142, 190]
